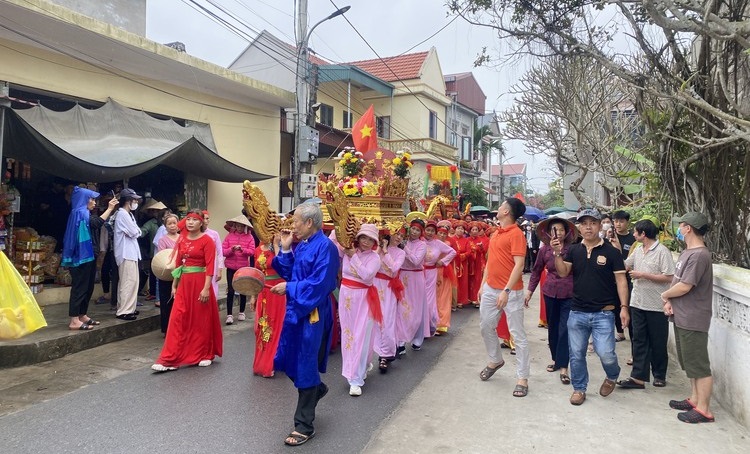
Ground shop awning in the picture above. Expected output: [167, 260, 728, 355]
[1, 99, 273, 183]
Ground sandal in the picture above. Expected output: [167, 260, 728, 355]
[560, 373, 571, 385]
[617, 377, 645, 389]
[479, 360, 505, 381]
[284, 431, 315, 446]
[626, 358, 633, 366]
[512, 384, 528, 397]
[677, 408, 715, 424]
[653, 378, 667, 387]
[378, 357, 388, 374]
[546, 364, 559, 373]
[82, 318, 101, 326]
[669, 398, 695, 411]
[69, 323, 94, 331]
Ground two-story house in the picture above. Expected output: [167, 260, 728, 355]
[444, 72, 486, 181]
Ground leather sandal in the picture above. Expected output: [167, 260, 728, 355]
[479, 360, 505, 381]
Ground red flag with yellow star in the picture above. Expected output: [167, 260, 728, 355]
[352, 104, 378, 153]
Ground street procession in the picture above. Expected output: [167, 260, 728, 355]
[1, 1, 747, 452]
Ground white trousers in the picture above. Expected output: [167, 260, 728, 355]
[117, 260, 139, 316]
[479, 284, 530, 379]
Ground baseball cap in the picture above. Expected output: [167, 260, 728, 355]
[675, 212, 709, 230]
[577, 209, 601, 222]
[119, 188, 142, 201]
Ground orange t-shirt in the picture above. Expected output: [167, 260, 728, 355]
[485, 223, 526, 290]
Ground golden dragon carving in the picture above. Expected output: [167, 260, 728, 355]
[323, 182, 360, 249]
[241, 181, 292, 245]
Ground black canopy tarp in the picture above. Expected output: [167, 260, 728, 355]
[1, 100, 273, 183]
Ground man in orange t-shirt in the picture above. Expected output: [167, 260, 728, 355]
[478, 198, 529, 398]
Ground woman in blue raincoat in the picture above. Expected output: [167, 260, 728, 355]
[62, 187, 118, 330]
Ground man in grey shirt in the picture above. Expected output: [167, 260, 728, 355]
[661, 212, 714, 423]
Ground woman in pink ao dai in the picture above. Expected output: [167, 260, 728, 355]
[334, 224, 382, 397]
[372, 226, 406, 373]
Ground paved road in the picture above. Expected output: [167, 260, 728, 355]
[0, 309, 474, 454]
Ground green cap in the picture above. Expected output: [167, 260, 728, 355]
[675, 212, 709, 230]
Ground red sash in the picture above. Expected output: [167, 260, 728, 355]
[376, 272, 405, 302]
[424, 265, 437, 270]
[442, 263, 457, 285]
[341, 278, 383, 324]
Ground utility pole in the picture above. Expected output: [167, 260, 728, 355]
[292, 3, 350, 207]
[0, 81, 9, 165]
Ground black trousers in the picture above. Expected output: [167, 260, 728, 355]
[630, 307, 669, 382]
[101, 250, 113, 293]
[158, 279, 173, 334]
[68, 260, 97, 317]
[293, 382, 328, 435]
[225, 268, 247, 315]
[292, 323, 332, 435]
[108, 253, 120, 307]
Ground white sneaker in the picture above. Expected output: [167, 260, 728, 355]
[226, 315, 234, 325]
[237, 313, 246, 321]
[198, 360, 212, 367]
[349, 385, 362, 396]
[151, 364, 177, 372]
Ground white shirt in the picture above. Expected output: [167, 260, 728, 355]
[152, 225, 166, 248]
[114, 207, 142, 265]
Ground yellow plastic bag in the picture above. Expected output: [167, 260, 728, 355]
[0, 251, 47, 339]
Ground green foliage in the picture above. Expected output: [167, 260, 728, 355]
[538, 187, 564, 208]
[460, 180, 488, 207]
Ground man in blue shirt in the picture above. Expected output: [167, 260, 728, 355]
[271, 203, 340, 447]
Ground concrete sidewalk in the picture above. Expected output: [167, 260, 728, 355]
[363, 309, 750, 454]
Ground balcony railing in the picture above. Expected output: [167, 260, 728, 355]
[381, 138, 458, 161]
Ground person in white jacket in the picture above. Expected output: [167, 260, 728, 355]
[114, 188, 143, 320]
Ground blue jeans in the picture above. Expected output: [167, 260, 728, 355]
[567, 310, 621, 392]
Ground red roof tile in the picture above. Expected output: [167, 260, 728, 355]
[347, 51, 429, 82]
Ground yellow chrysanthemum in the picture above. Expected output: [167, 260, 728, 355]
[393, 158, 402, 165]
[343, 152, 352, 159]
[406, 161, 413, 167]
[403, 153, 411, 159]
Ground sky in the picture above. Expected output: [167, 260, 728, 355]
[145, 0, 555, 193]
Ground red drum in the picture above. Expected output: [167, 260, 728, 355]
[232, 267, 265, 297]
[151, 248, 175, 281]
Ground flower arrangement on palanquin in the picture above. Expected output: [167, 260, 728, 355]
[317, 148, 410, 228]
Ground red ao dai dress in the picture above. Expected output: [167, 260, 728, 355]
[252, 245, 287, 377]
[155, 234, 223, 367]
[452, 235, 471, 307]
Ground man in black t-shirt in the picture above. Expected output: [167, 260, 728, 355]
[551, 209, 630, 406]
[611, 210, 635, 341]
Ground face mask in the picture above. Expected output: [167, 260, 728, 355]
[602, 223, 612, 231]
[130, 202, 139, 211]
[676, 227, 685, 241]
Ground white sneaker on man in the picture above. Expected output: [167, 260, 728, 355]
[349, 385, 362, 396]
[237, 312, 246, 321]
[226, 315, 234, 325]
